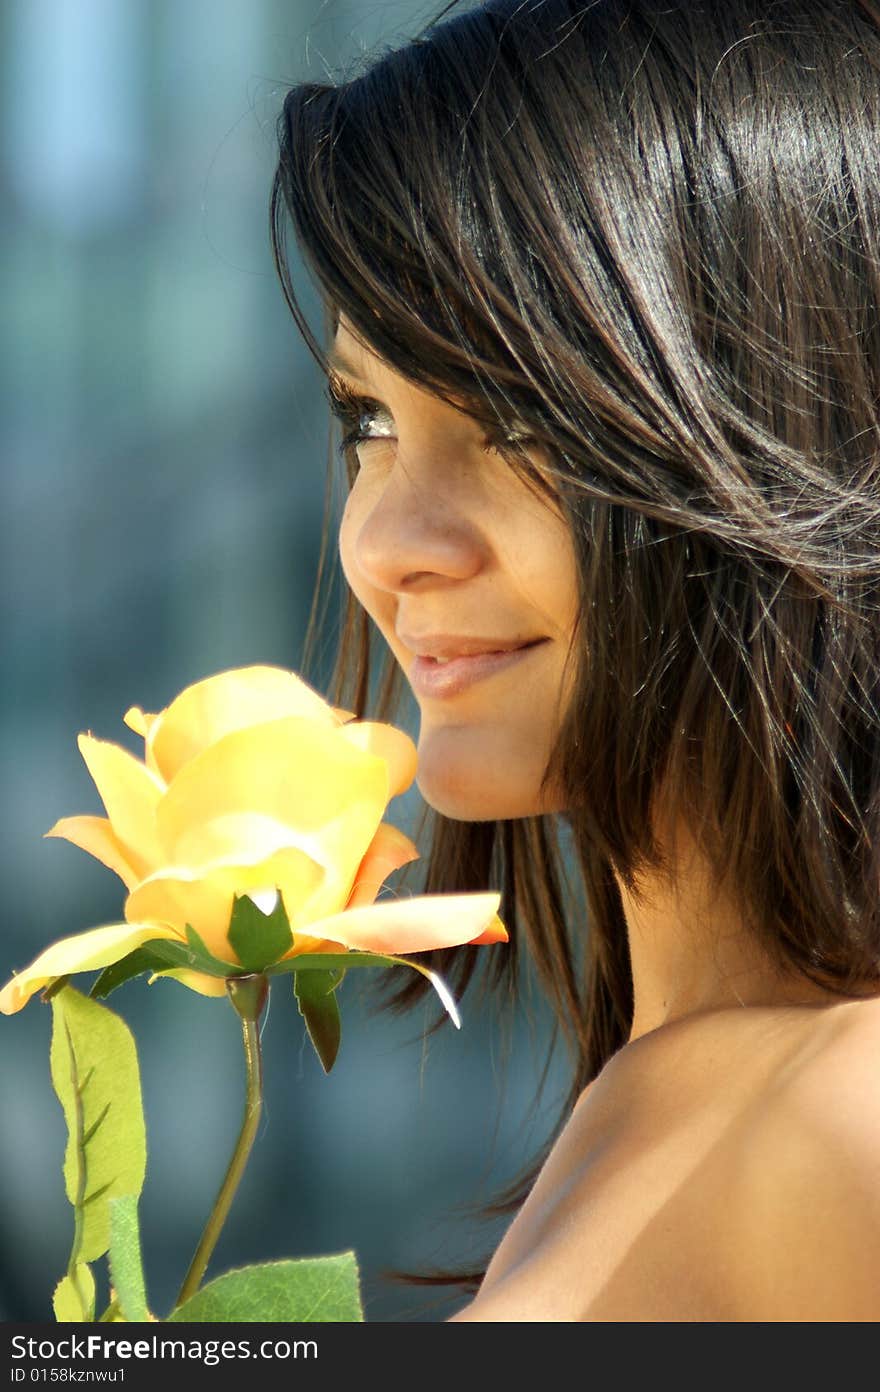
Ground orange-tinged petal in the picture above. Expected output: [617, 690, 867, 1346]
[286, 932, 349, 955]
[45, 815, 141, 891]
[155, 717, 389, 885]
[468, 914, 508, 945]
[148, 968, 229, 997]
[148, 666, 342, 784]
[77, 735, 165, 877]
[125, 846, 326, 960]
[335, 721, 417, 799]
[0, 922, 181, 1015]
[125, 872, 238, 959]
[345, 822, 420, 909]
[291, 892, 504, 956]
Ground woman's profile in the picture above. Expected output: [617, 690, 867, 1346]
[270, 0, 880, 1320]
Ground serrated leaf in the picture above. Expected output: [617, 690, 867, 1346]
[108, 1195, 149, 1322]
[50, 986, 147, 1264]
[227, 893, 293, 973]
[167, 1253, 362, 1322]
[294, 969, 343, 1073]
[53, 1263, 95, 1322]
[91, 946, 182, 1000]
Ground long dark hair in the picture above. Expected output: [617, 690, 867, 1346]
[271, 0, 880, 1300]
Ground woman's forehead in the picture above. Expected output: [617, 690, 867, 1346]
[329, 316, 472, 416]
[329, 318, 385, 379]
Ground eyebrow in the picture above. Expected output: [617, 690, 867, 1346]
[326, 348, 370, 385]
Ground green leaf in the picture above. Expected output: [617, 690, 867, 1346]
[50, 986, 147, 1264]
[294, 969, 344, 1073]
[108, 1195, 150, 1322]
[137, 938, 203, 970]
[53, 1263, 95, 1322]
[131, 932, 226, 977]
[227, 893, 293, 973]
[269, 950, 402, 975]
[167, 1254, 363, 1323]
[90, 945, 182, 1000]
[120, 924, 235, 979]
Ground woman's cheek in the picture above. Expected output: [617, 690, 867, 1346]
[338, 493, 361, 595]
[338, 489, 384, 625]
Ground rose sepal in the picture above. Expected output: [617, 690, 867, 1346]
[293, 968, 344, 1073]
[270, 950, 462, 1027]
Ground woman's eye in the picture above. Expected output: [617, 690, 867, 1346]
[324, 371, 536, 465]
[324, 377, 395, 461]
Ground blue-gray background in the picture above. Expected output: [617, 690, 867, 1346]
[0, 0, 575, 1322]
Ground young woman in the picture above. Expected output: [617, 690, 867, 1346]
[270, 0, 880, 1320]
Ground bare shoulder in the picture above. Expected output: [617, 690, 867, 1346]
[449, 995, 880, 1323]
[729, 994, 880, 1321]
[750, 993, 880, 1150]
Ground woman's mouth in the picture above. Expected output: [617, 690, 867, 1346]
[409, 640, 547, 699]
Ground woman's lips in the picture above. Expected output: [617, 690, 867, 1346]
[409, 640, 547, 698]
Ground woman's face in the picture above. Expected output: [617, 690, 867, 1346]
[333, 318, 579, 821]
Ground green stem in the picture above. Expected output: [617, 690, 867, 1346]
[173, 978, 267, 1310]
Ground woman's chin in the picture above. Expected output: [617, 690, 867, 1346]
[417, 779, 506, 822]
[415, 758, 557, 822]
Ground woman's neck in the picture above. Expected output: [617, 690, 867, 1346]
[612, 818, 849, 1044]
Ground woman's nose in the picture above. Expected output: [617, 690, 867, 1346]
[348, 460, 486, 593]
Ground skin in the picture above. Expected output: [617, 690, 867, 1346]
[331, 316, 880, 1322]
[334, 317, 579, 822]
[451, 996, 880, 1320]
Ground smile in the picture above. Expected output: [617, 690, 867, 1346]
[409, 640, 547, 699]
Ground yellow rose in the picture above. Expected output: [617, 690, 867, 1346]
[0, 666, 506, 1014]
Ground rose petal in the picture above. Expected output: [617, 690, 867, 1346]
[335, 721, 417, 799]
[466, 914, 508, 945]
[0, 922, 180, 1015]
[123, 706, 159, 739]
[287, 932, 349, 955]
[77, 735, 166, 877]
[148, 968, 229, 997]
[155, 718, 389, 893]
[45, 815, 141, 891]
[159, 810, 326, 871]
[291, 892, 504, 956]
[125, 845, 326, 960]
[345, 822, 420, 909]
[148, 667, 343, 783]
[125, 872, 238, 960]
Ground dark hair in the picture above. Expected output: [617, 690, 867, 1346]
[271, 0, 880, 1302]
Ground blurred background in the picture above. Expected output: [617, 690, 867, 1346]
[0, 0, 574, 1322]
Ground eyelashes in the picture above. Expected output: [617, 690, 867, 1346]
[324, 374, 390, 458]
[323, 370, 537, 469]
